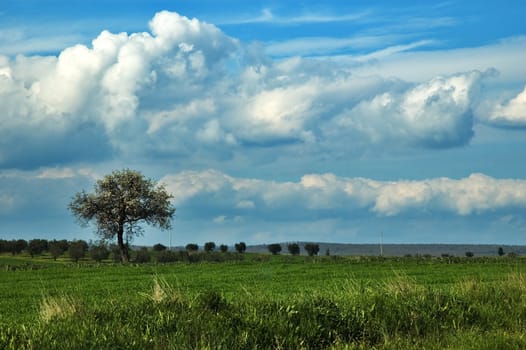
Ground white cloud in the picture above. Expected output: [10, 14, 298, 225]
[0, 11, 525, 171]
[162, 170, 526, 219]
[485, 86, 526, 127]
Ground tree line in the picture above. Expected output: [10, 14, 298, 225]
[0, 238, 251, 263]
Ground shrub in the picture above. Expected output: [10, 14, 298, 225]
[268, 243, 282, 255]
[153, 243, 167, 251]
[110, 245, 122, 262]
[304, 243, 320, 256]
[465, 251, 474, 258]
[219, 244, 228, 253]
[204, 242, 216, 253]
[89, 244, 110, 262]
[287, 243, 300, 255]
[157, 250, 182, 263]
[135, 248, 151, 263]
[234, 242, 246, 253]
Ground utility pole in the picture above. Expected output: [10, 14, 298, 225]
[380, 231, 383, 256]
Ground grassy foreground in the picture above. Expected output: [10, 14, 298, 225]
[1, 254, 525, 349]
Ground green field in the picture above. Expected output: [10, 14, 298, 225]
[1, 253, 526, 349]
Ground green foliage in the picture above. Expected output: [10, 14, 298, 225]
[0, 240, 28, 255]
[156, 250, 181, 263]
[465, 251, 474, 258]
[204, 242, 216, 253]
[152, 243, 166, 251]
[234, 242, 246, 253]
[268, 243, 282, 255]
[69, 169, 175, 262]
[498, 246, 505, 256]
[185, 243, 199, 252]
[287, 243, 300, 255]
[89, 244, 110, 262]
[68, 241, 87, 262]
[27, 239, 48, 257]
[219, 244, 228, 253]
[304, 243, 320, 256]
[134, 248, 151, 263]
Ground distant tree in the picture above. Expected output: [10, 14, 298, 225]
[13, 239, 28, 255]
[135, 247, 151, 263]
[204, 242, 216, 253]
[325, 248, 331, 256]
[68, 241, 87, 262]
[186, 243, 199, 252]
[49, 240, 68, 261]
[234, 242, 246, 254]
[153, 243, 167, 252]
[304, 243, 320, 257]
[0, 240, 6, 253]
[498, 247, 505, 257]
[69, 169, 175, 263]
[287, 243, 300, 255]
[268, 243, 282, 255]
[89, 244, 110, 262]
[28, 239, 48, 258]
[465, 251, 474, 258]
[219, 244, 228, 253]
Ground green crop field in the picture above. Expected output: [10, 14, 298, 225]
[1, 253, 526, 349]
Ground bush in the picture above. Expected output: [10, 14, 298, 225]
[110, 245, 122, 262]
[186, 243, 199, 252]
[219, 244, 228, 253]
[268, 243, 282, 255]
[89, 244, 110, 262]
[135, 248, 151, 263]
[287, 243, 300, 255]
[465, 251, 474, 258]
[234, 242, 246, 253]
[304, 243, 320, 256]
[157, 250, 184, 263]
[204, 242, 216, 253]
[153, 243, 167, 252]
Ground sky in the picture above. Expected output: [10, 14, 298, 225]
[0, 1, 525, 247]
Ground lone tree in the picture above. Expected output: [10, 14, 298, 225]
[287, 243, 300, 255]
[498, 247, 505, 257]
[235, 242, 246, 254]
[204, 241, 216, 253]
[304, 243, 320, 257]
[268, 243, 282, 255]
[69, 169, 175, 263]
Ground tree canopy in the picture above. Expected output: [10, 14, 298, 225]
[69, 169, 175, 262]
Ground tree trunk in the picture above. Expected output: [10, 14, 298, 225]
[117, 222, 129, 263]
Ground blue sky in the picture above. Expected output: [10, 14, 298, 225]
[0, 1, 525, 246]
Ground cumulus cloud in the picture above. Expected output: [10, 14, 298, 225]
[0, 10, 524, 170]
[162, 170, 526, 220]
[484, 86, 526, 127]
[330, 71, 482, 148]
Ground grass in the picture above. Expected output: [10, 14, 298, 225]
[1, 253, 525, 349]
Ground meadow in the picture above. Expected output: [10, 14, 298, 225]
[1, 253, 525, 349]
